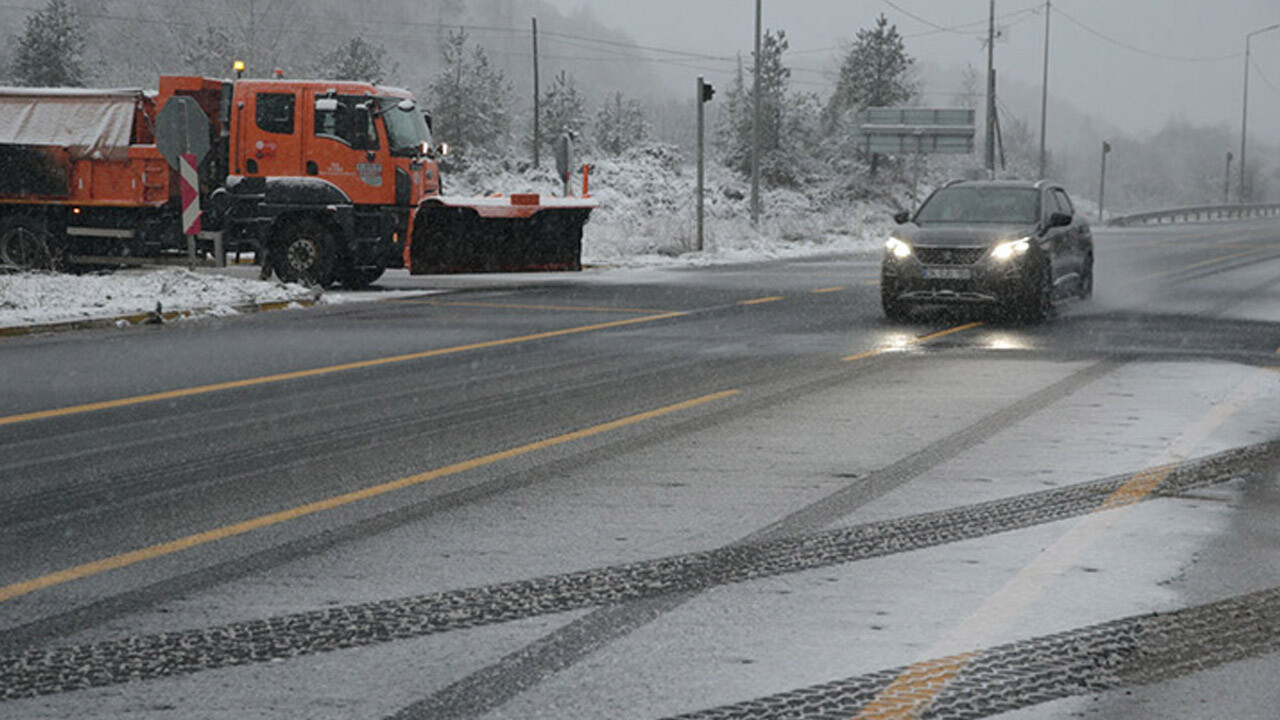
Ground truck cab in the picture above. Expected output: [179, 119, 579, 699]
[220, 78, 441, 285]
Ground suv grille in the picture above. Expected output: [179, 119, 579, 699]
[915, 246, 987, 265]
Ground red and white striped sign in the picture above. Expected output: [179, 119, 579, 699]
[179, 153, 201, 236]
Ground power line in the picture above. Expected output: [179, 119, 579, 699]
[1051, 5, 1241, 63]
[1250, 55, 1280, 99]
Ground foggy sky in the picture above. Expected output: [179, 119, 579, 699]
[542, 0, 1280, 147]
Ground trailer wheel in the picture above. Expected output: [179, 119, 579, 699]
[273, 219, 335, 287]
[0, 216, 59, 271]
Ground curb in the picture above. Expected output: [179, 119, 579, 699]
[0, 298, 318, 338]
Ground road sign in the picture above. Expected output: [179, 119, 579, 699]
[857, 107, 976, 155]
[155, 96, 210, 170]
[179, 153, 201, 236]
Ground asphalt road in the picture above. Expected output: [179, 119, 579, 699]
[1, 219, 1279, 719]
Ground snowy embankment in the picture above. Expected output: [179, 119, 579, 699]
[444, 145, 894, 267]
[0, 268, 318, 329]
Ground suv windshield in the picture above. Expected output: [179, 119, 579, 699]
[378, 97, 432, 157]
[915, 186, 1040, 225]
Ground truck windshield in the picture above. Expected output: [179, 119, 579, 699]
[379, 97, 432, 157]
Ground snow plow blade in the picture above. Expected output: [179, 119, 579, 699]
[408, 194, 598, 274]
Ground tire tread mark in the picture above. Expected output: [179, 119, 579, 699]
[2, 439, 1271, 703]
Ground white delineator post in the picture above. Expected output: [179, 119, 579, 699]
[180, 153, 201, 269]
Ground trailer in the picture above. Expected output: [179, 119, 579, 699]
[0, 75, 595, 284]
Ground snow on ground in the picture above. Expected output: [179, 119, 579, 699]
[444, 145, 892, 268]
[0, 268, 318, 329]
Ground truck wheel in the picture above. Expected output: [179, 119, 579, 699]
[338, 265, 385, 289]
[273, 219, 334, 287]
[0, 216, 58, 270]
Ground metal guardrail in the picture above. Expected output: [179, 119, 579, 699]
[1107, 203, 1280, 227]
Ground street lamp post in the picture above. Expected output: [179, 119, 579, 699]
[1239, 23, 1280, 204]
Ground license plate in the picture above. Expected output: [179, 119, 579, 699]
[923, 266, 971, 280]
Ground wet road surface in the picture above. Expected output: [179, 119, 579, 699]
[1, 219, 1279, 718]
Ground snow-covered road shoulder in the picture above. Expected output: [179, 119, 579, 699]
[0, 268, 320, 334]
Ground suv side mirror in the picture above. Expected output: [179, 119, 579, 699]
[893, 210, 911, 224]
[1048, 211, 1073, 228]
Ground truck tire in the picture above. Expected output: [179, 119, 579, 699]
[0, 215, 59, 270]
[273, 219, 335, 287]
[338, 265, 385, 289]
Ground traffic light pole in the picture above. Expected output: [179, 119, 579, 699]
[697, 76, 706, 252]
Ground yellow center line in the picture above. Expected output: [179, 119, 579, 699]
[0, 389, 742, 604]
[840, 322, 984, 363]
[395, 300, 673, 314]
[1136, 246, 1271, 282]
[738, 296, 786, 306]
[0, 312, 688, 428]
[916, 322, 984, 343]
[811, 286, 847, 294]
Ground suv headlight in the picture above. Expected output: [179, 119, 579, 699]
[990, 237, 1031, 261]
[885, 237, 913, 259]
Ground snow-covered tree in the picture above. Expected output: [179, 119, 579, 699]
[541, 70, 588, 149]
[717, 30, 815, 186]
[824, 14, 917, 131]
[317, 36, 394, 84]
[179, 25, 237, 78]
[427, 29, 512, 152]
[594, 92, 646, 156]
[11, 0, 87, 87]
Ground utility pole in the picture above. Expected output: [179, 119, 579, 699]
[1240, 24, 1280, 203]
[1225, 151, 1234, 204]
[532, 17, 541, 167]
[1098, 140, 1112, 221]
[751, 0, 762, 226]
[1038, 0, 1050, 179]
[985, 0, 996, 178]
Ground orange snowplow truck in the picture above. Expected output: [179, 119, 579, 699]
[0, 75, 595, 284]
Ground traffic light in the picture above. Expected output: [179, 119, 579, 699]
[700, 80, 715, 103]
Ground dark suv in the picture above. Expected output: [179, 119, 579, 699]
[881, 180, 1093, 322]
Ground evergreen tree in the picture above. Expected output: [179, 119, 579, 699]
[317, 37, 394, 84]
[717, 30, 813, 186]
[427, 29, 512, 152]
[825, 14, 917, 131]
[594, 92, 646, 156]
[11, 0, 87, 87]
[180, 25, 236, 78]
[541, 70, 588, 149]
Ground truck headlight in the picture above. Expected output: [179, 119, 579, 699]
[991, 238, 1030, 261]
[885, 237, 912, 259]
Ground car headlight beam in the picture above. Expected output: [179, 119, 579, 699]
[885, 237, 912, 259]
[991, 238, 1031, 261]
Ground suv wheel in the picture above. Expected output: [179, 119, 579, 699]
[1023, 260, 1053, 323]
[881, 281, 911, 321]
